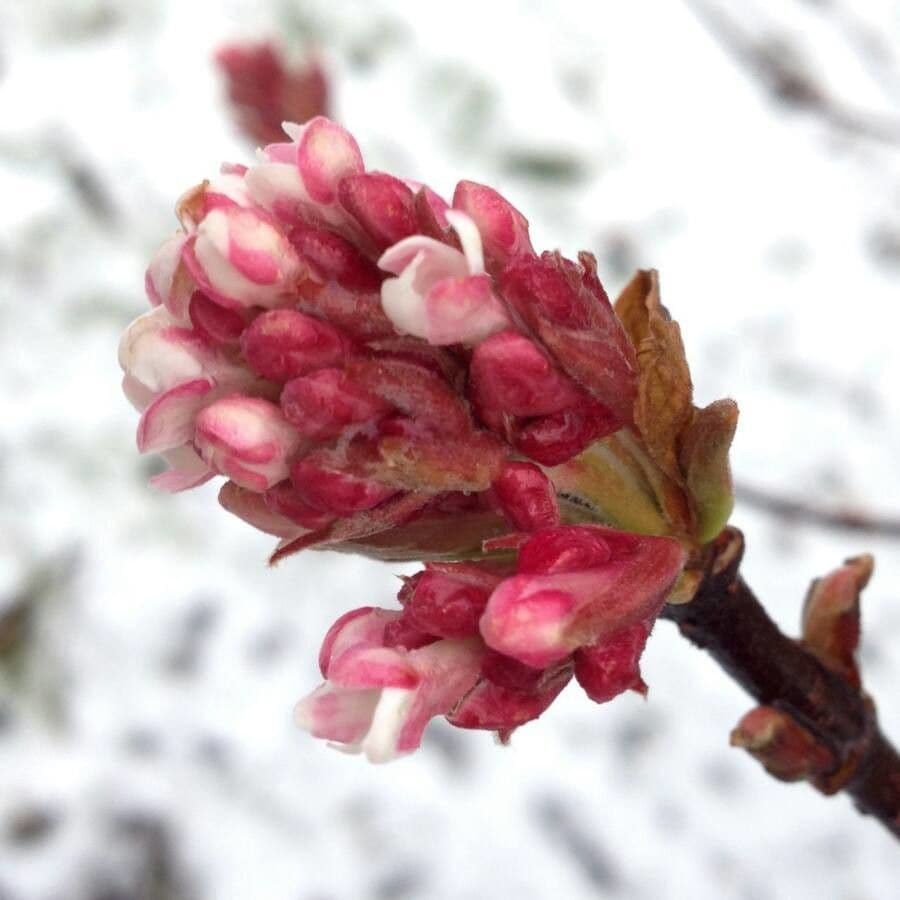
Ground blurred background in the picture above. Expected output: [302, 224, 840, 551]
[1, 0, 899, 897]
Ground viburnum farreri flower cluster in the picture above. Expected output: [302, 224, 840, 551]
[121, 116, 738, 761]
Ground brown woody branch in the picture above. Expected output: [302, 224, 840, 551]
[660, 527, 900, 839]
[737, 481, 900, 539]
[684, 0, 900, 146]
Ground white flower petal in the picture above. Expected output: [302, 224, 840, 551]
[445, 209, 485, 275]
[360, 687, 416, 763]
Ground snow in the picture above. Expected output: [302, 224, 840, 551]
[0, 0, 898, 897]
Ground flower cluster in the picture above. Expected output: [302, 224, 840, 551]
[298, 523, 684, 760]
[120, 115, 694, 760]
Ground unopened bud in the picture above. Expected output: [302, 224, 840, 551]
[195, 395, 300, 491]
[801, 554, 873, 689]
[731, 706, 835, 782]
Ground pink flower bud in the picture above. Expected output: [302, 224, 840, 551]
[118, 308, 220, 398]
[469, 332, 612, 463]
[183, 205, 304, 310]
[240, 308, 350, 382]
[480, 526, 686, 668]
[573, 620, 652, 703]
[136, 377, 216, 454]
[297, 281, 396, 341]
[296, 118, 365, 206]
[382, 616, 438, 652]
[469, 331, 583, 425]
[492, 462, 560, 532]
[145, 233, 193, 321]
[188, 291, 248, 346]
[318, 606, 394, 676]
[338, 172, 417, 252]
[413, 185, 451, 238]
[195, 395, 300, 491]
[214, 41, 328, 146]
[447, 655, 572, 737]
[280, 368, 391, 441]
[295, 607, 484, 761]
[452, 180, 533, 269]
[290, 458, 397, 515]
[516, 524, 614, 572]
[398, 570, 491, 640]
[512, 400, 618, 467]
[345, 356, 471, 436]
[499, 252, 637, 423]
[289, 222, 383, 292]
[244, 117, 365, 227]
[175, 174, 255, 233]
[263, 481, 336, 530]
[218, 480, 306, 538]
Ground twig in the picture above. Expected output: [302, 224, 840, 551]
[661, 527, 900, 839]
[684, 0, 900, 145]
[736, 481, 900, 538]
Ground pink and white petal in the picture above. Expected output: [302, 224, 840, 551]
[393, 638, 485, 753]
[207, 170, 252, 207]
[380, 256, 430, 337]
[359, 687, 416, 762]
[377, 235, 466, 278]
[423, 275, 510, 345]
[444, 209, 485, 275]
[118, 306, 171, 372]
[189, 208, 300, 308]
[136, 377, 215, 453]
[380, 241, 471, 338]
[225, 211, 283, 285]
[149, 446, 214, 493]
[328, 645, 420, 691]
[119, 308, 217, 393]
[297, 116, 365, 204]
[294, 683, 382, 745]
[195, 395, 300, 491]
[131, 328, 215, 394]
[244, 160, 309, 216]
[319, 607, 385, 677]
[121, 373, 155, 412]
[145, 233, 188, 308]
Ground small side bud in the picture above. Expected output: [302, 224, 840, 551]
[801, 554, 873, 690]
[730, 706, 835, 782]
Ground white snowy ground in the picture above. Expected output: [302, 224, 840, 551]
[0, 0, 899, 897]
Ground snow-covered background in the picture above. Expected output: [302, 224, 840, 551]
[1, 0, 899, 897]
